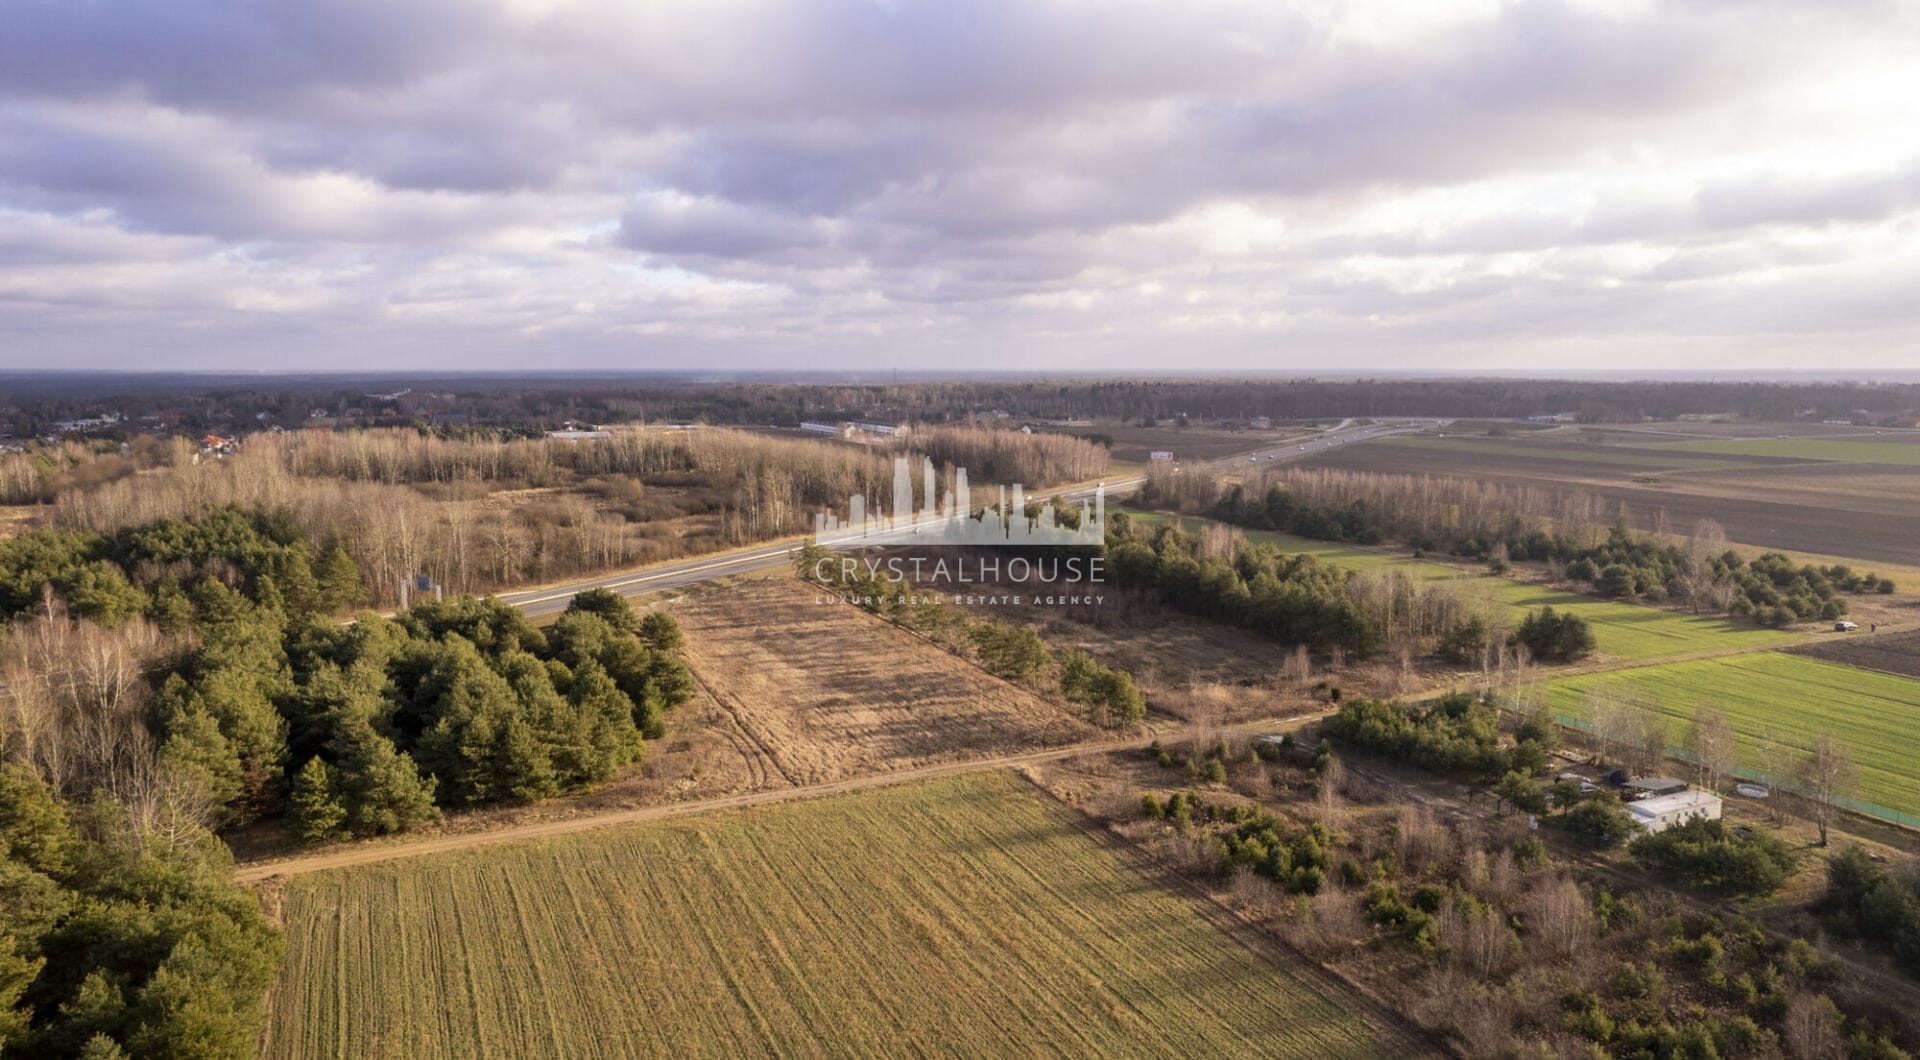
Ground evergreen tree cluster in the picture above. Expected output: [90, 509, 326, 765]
[1197, 481, 1384, 544]
[1510, 606, 1597, 662]
[2, 510, 694, 843]
[1629, 817, 1798, 898]
[1058, 648, 1146, 729]
[1142, 790, 1336, 897]
[1322, 693, 1547, 783]
[279, 592, 692, 843]
[0, 506, 363, 629]
[1, 766, 283, 1059]
[1715, 552, 1889, 627]
[1102, 515, 1393, 656]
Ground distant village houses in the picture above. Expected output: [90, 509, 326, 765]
[53, 412, 122, 433]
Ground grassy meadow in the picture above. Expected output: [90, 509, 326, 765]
[267, 772, 1422, 1059]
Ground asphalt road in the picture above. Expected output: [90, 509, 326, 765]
[496, 418, 1441, 617]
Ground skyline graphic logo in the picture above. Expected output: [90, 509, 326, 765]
[812, 457, 1106, 548]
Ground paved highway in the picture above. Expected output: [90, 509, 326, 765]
[498, 419, 1441, 617]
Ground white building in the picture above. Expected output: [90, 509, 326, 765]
[852, 420, 907, 437]
[1249, 416, 1272, 430]
[1149, 450, 1174, 462]
[1627, 790, 1722, 834]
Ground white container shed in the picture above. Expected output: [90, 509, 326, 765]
[1627, 790, 1723, 834]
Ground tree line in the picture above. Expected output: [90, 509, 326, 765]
[1101, 512, 1496, 659]
[13, 374, 1920, 438]
[1145, 464, 1892, 628]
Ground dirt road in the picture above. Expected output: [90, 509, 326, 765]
[236, 711, 1340, 882]
[236, 735, 1153, 882]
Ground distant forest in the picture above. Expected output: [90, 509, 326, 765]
[4, 375, 1919, 436]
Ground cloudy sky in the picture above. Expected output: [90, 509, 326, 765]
[2, 0, 1918, 373]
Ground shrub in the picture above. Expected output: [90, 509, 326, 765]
[1610, 961, 1666, 1001]
[1558, 797, 1639, 849]
[1629, 817, 1797, 898]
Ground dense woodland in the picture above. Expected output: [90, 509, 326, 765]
[0, 505, 694, 1055]
[2, 426, 1106, 608]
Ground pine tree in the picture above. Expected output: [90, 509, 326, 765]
[637, 611, 683, 651]
[274, 541, 321, 615]
[491, 714, 559, 804]
[288, 757, 347, 846]
[568, 658, 643, 776]
[564, 587, 637, 633]
[315, 539, 365, 613]
[330, 713, 439, 836]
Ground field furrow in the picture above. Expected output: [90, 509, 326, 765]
[267, 772, 1430, 1058]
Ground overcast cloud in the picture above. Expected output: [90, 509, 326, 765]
[1, 0, 1917, 372]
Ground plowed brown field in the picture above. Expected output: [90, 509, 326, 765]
[671, 577, 1101, 784]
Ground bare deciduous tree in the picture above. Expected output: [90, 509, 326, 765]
[0, 592, 177, 806]
[1783, 992, 1845, 1060]
[1439, 904, 1518, 982]
[1798, 734, 1857, 847]
[1524, 875, 1593, 959]
[1687, 705, 1738, 793]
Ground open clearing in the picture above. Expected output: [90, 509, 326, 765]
[670, 576, 1100, 785]
[265, 771, 1422, 1059]
[1547, 653, 1920, 817]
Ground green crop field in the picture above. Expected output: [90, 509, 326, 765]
[1645, 437, 1920, 466]
[267, 772, 1423, 1059]
[1548, 653, 1920, 817]
[1480, 581, 1795, 662]
[1123, 509, 1795, 663]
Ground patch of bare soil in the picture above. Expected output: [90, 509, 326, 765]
[1786, 628, 1920, 680]
[671, 577, 1102, 784]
